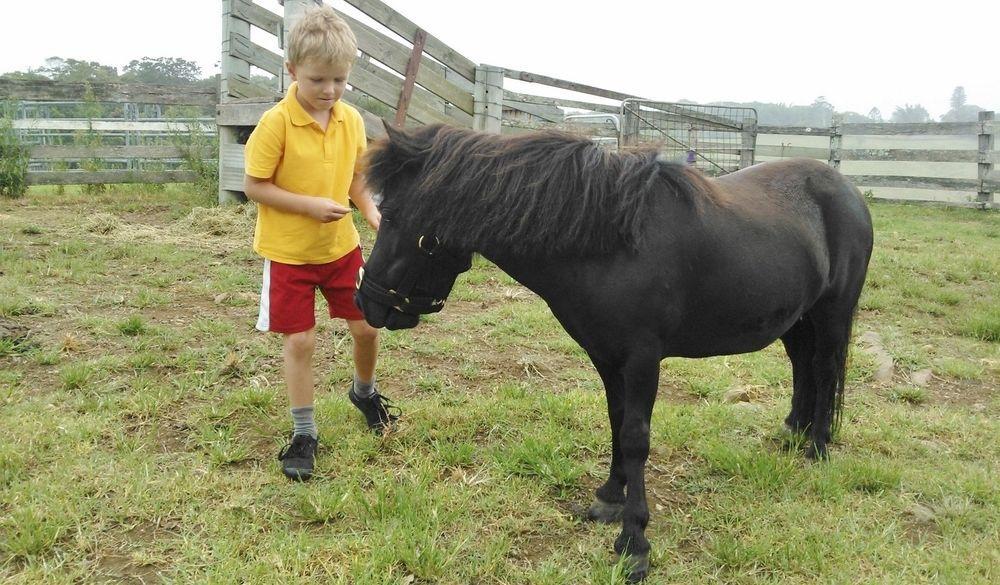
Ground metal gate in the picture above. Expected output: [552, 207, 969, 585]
[620, 100, 758, 176]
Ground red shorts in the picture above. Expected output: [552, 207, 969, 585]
[255, 247, 365, 334]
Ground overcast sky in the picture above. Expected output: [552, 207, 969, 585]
[3, 0, 997, 119]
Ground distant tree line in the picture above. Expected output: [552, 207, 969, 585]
[1, 57, 221, 118]
[689, 87, 986, 125]
[0, 57, 989, 125]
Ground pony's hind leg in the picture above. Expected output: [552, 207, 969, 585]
[805, 300, 856, 459]
[780, 315, 817, 438]
[587, 358, 626, 523]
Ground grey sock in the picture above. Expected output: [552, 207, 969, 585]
[353, 375, 376, 399]
[290, 405, 318, 439]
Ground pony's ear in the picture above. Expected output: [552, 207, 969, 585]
[365, 121, 428, 194]
[380, 118, 395, 137]
[380, 122, 427, 161]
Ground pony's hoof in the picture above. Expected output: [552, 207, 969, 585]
[624, 552, 650, 582]
[586, 498, 624, 524]
[807, 442, 830, 461]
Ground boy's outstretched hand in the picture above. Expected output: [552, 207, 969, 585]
[306, 198, 351, 223]
[362, 207, 381, 231]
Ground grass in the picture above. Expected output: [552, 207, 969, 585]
[0, 187, 997, 583]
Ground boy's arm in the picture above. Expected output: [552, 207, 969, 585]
[244, 175, 350, 223]
[348, 172, 381, 231]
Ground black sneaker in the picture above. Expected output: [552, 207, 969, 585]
[277, 433, 318, 481]
[348, 386, 401, 433]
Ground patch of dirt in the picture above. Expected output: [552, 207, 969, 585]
[92, 519, 182, 584]
[929, 376, 998, 413]
[94, 554, 165, 584]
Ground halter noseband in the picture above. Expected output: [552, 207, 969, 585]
[356, 234, 471, 316]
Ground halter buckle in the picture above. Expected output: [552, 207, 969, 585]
[417, 235, 440, 254]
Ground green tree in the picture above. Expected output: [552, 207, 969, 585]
[950, 86, 967, 111]
[868, 107, 883, 122]
[0, 70, 48, 81]
[37, 57, 118, 82]
[121, 57, 201, 85]
[940, 86, 983, 122]
[890, 104, 931, 123]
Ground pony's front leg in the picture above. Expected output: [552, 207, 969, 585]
[588, 360, 626, 523]
[613, 353, 659, 582]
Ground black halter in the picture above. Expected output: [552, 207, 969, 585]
[356, 234, 471, 316]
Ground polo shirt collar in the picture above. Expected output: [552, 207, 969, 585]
[285, 82, 346, 127]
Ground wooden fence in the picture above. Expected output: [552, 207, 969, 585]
[1, 0, 995, 208]
[756, 113, 998, 207]
[216, 0, 996, 208]
[2, 79, 215, 186]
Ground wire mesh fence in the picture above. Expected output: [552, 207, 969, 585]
[620, 100, 757, 176]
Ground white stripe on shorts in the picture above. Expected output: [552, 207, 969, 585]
[256, 259, 271, 332]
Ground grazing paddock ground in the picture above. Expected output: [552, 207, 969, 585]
[0, 186, 997, 584]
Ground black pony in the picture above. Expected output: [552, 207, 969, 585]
[356, 123, 873, 581]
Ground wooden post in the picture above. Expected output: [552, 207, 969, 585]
[828, 114, 842, 169]
[219, 0, 251, 204]
[474, 65, 503, 133]
[221, 0, 251, 101]
[978, 111, 995, 205]
[394, 29, 427, 127]
[740, 120, 756, 169]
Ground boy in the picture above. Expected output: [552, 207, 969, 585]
[243, 6, 398, 481]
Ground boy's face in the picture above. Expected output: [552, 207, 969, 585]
[287, 60, 351, 113]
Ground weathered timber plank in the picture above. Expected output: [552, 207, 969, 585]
[216, 100, 278, 127]
[26, 170, 199, 185]
[13, 119, 213, 132]
[504, 69, 635, 102]
[231, 0, 282, 36]
[0, 79, 216, 106]
[758, 126, 833, 136]
[846, 175, 980, 191]
[29, 145, 209, 160]
[502, 101, 564, 124]
[351, 60, 471, 127]
[842, 122, 979, 136]
[840, 148, 978, 163]
[226, 76, 280, 99]
[500, 118, 617, 138]
[343, 0, 477, 82]
[229, 31, 284, 77]
[335, 10, 473, 114]
[503, 90, 618, 114]
[755, 145, 829, 158]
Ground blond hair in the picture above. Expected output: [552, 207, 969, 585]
[286, 6, 358, 67]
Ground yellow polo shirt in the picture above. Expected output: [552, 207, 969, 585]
[244, 83, 366, 264]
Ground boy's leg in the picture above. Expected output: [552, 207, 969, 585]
[317, 247, 399, 432]
[346, 319, 399, 432]
[284, 328, 318, 439]
[257, 258, 320, 480]
[347, 319, 378, 396]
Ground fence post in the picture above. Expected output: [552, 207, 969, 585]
[474, 65, 504, 134]
[978, 111, 995, 206]
[828, 113, 842, 169]
[740, 120, 756, 168]
[219, 0, 250, 204]
[221, 0, 251, 101]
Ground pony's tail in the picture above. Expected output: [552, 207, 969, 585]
[830, 303, 860, 438]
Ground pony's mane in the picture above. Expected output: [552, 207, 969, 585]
[365, 124, 716, 255]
